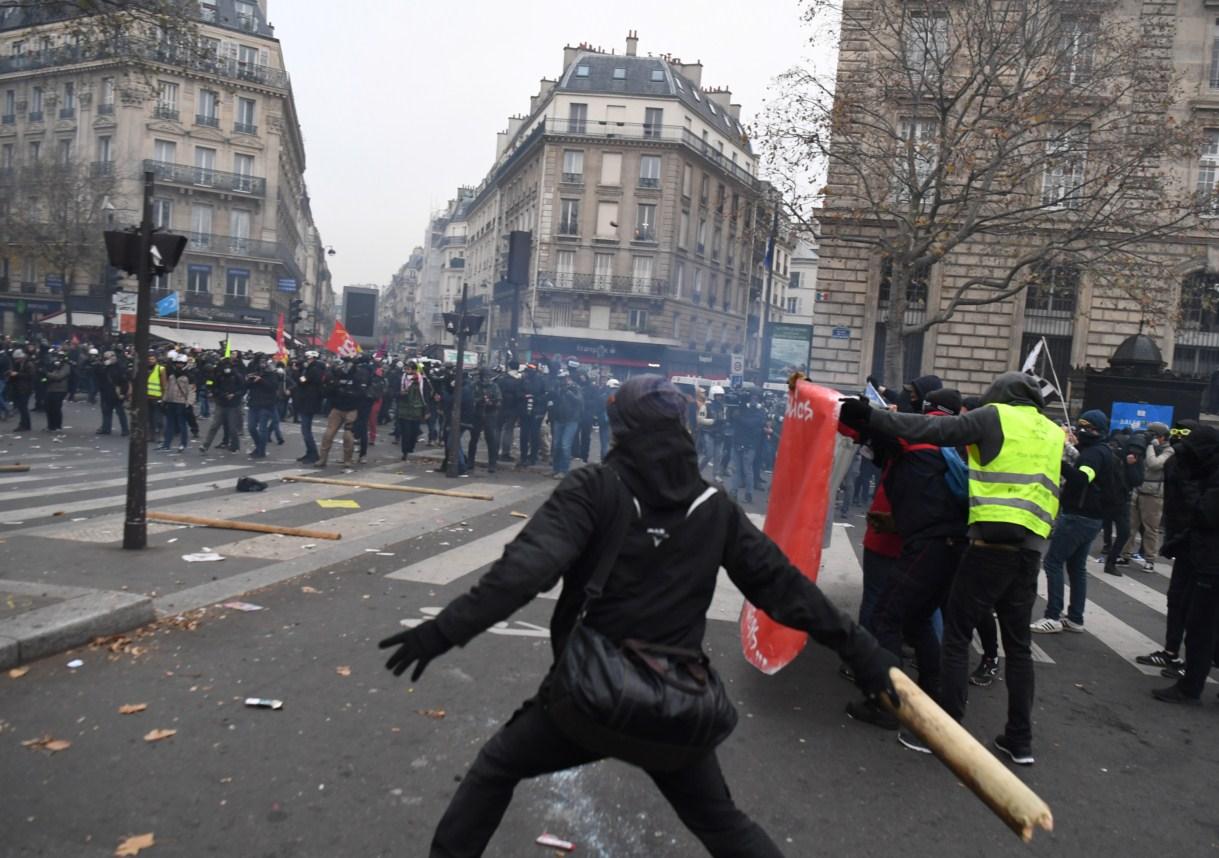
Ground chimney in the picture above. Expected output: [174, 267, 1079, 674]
[563, 44, 579, 69]
[678, 61, 703, 87]
[625, 30, 638, 57]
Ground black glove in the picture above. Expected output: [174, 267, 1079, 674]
[838, 395, 873, 427]
[378, 620, 453, 680]
[851, 645, 902, 710]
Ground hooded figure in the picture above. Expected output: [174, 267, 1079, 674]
[377, 375, 897, 857]
[902, 374, 943, 413]
[1153, 425, 1219, 704]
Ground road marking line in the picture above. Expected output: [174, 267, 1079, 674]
[386, 521, 527, 584]
[0, 463, 248, 503]
[1086, 566, 1167, 615]
[1036, 576, 1163, 676]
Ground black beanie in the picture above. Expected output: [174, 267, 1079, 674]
[925, 388, 962, 415]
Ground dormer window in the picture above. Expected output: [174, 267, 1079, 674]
[576, 65, 590, 77]
[692, 90, 701, 102]
[613, 67, 626, 79]
[650, 69, 664, 82]
[709, 103, 717, 115]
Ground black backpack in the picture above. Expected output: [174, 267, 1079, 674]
[1093, 447, 1127, 519]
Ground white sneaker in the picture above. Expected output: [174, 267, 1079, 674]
[1061, 618, 1086, 633]
[1030, 618, 1063, 634]
[1141, 560, 1155, 573]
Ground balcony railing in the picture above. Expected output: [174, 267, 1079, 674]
[638, 177, 660, 189]
[560, 172, 584, 184]
[144, 159, 266, 196]
[0, 41, 289, 91]
[196, 113, 219, 128]
[154, 105, 179, 121]
[633, 226, 657, 242]
[59, 107, 75, 119]
[536, 271, 671, 297]
[91, 160, 114, 177]
[98, 103, 114, 115]
[188, 232, 279, 259]
[20, 281, 37, 294]
[0, 277, 8, 292]
[544, 118, 759, 190]
[27, 111, 42, 122]
[184, 290, 213, 306]
[224, 293, 251, 307]
[1, 114, 13, 125]
[234, 121, 257, 135]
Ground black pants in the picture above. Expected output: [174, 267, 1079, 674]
[100, 396, 129, 434]
[397, 417, 421, 457]
[202, 405, 240, 452]
[12, 393, 31, 430]
[977, 612, 999, 660]
[431, 699, 784, 858]
[1178, 576, 1219, 699]
[521, 415, 543, 465]
[498, 412, 518, 458]
[872, 537, 965, 696]
[575, 416, 593, 461]
[467, 414, 498, 470]
[1105, 496, 1132, 567]
[939, 543, 1040, 749]
[1164, 552, 1196, 655]
[354, 400, 373, 457]
[44, 392, 66, 430]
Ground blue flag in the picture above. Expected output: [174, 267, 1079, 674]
[865, 382, 886, 408]
[155, 291, 179, 317]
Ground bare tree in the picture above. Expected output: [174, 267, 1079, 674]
[3, 159, 117, 329]
[762, 0, 1200, 383]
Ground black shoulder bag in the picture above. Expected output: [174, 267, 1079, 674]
[545, 467, 738, 772]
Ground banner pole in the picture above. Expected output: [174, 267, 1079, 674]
[1041, 336, 1071, 426]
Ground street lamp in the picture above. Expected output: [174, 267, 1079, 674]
[443, 282, 485, 478]
[311, 245, 337, 340]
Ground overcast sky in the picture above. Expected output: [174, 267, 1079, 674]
[268, 0, 831, 292]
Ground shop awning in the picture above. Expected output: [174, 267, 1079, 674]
[37, 311, 106, 329]
[149, 324, 278, 355]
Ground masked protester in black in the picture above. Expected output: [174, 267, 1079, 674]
[1153, 425, 1219, 704]
[378, 375, 899, 858]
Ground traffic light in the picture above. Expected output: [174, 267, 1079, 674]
[104, 229, 188, 277]
[105, 264, 123, 294]
[289, 298, 305, 324]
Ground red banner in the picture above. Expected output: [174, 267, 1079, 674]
[740, 381, 843, 674]
[326, 320, 361, 357]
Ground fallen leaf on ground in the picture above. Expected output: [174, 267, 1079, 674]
[335, 666, 351, 677]
[143, 729, 177, 742]
[8, 666, 29, 679]
[510, 511, 529, 519]
[301, 586, 321, 594]
[119, 703, 148, 715]
[52, 511, 65, 517]
[23, 735, 71, 752]
[416, 708, 446, 720]
[115, 832, 155, 856]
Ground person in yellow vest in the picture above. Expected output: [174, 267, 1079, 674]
[145, 351, 167, 440]
[839, 371, 1066, 766]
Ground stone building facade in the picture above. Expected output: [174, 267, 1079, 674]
[446, 33, 793, 379]
[814, 0, 1219, 396]
[0, 0, 329, 341]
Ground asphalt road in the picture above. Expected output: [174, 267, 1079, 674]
[1, 401, 1217, 857]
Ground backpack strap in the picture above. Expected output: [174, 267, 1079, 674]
[582, 465, 634, 602]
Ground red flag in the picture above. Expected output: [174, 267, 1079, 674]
[326, 320, 361, 357]
[275, 313, 286, 362]
[739, 381, 848, 674]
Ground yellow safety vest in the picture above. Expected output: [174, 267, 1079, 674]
[967, 403, 1064, 539]
[147, 365, 163, 399]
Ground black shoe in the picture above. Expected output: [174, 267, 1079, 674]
[1151, 685, 1200, 705]
[993, 735, 1035, 766]
[488, 466, 497, 474]
[845, 699, 898, 731]
[1136, 650, 1182, 669]
[1102, 561, 1122, 577]
[1161, 665, 1185, 679]
[501, 455, 515, 462]
[1114, 557, 1130, 566]
[898, 730, 932, 754]
[970, 656, 1000, 688]
[744, 493, 753, 504]
[95, 429, 111, 435]
[838, 663, 855, 682]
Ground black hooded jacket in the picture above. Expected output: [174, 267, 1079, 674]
[1176, 426, 1219, 578]
[432, 422, 882, 680]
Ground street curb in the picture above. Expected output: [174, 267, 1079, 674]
[0, 589, 155, 667]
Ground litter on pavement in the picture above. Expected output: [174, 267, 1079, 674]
[221, 601, 264, 612]
[536, 833, 576, 851]
[66, 659, 83, 669]
[182, 552, 225, 562]
[244, 698, 284, 710]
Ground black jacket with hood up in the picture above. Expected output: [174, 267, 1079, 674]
[432, 421, 882, 681]
[1175, 426, 1219, 579]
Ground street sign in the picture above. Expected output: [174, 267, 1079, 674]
[831, 327, 850, 339]
[277, 277, 298, 293]
[45, 274, 64, 292]
[730, 353, 745, 376]
[113, 291, 138, 333]
[1111, 402, 1174, 431]
[730, 374, 744, 388]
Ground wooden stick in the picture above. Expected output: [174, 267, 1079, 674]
[882, 668, 1054, 842]
[0, 464, 30, 473]
[148, 511, 341, 540]
[281, 475, 493, 501]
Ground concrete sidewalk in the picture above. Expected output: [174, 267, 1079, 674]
[0, 580, 154, 670]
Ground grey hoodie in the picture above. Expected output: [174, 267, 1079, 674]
[865, 372, 1063, 550]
